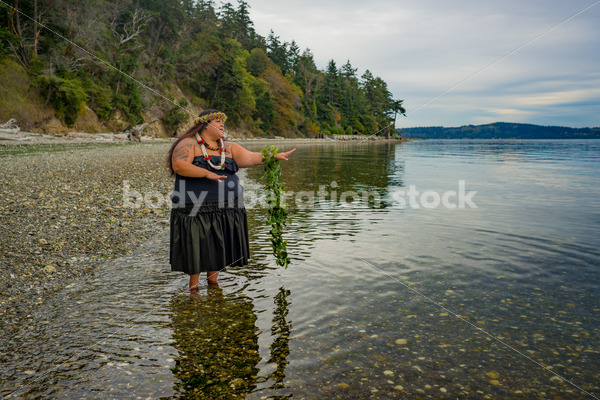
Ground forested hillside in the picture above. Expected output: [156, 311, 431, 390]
[401, 123, 600, 139]
[0, 0, 405, 137]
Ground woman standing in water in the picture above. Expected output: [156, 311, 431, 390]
[167, 109, 295, 290]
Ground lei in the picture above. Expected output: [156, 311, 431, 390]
[261, 145, 290, 268]
[195, 134, 226, 170]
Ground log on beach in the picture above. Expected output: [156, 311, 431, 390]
[0, 118, 21, 134]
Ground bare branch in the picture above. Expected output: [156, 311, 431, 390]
[117, 5, 151, 47]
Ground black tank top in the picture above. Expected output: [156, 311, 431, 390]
[171, 156, 243, 204]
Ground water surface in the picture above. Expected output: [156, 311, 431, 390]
[2, 139, 599, 399]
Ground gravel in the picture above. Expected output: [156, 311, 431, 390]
[0, 141, 175, 333]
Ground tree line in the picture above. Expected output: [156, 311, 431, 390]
[0, 0, 405, 136]
[400, 122, 600, 139]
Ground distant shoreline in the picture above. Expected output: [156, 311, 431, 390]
[0, 130, 413, 146]
[4, 130, 599, 149]
[399, 122, 600, 140]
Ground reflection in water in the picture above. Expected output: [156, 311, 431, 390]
[243, 142, 405, 264]
[267, 287, 292, 388]
[169, 286, 260, 398]
[168, 284, 294, 399]
[258, 141, 401, 197]
[243, 142, 403, 204]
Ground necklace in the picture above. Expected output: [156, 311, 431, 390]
[196, 134, 226, 170]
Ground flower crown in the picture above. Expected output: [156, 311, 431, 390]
[195, 111, 227, 125]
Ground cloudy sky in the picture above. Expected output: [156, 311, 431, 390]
[248, 0, 600, 128]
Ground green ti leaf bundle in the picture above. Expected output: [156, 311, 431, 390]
[260, 145, 290, 268]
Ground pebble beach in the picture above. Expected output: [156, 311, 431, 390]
[0, 141, 175, 335]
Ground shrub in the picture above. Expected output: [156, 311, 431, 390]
[34, 75, 87, 127]
[163, 98, 189, 133]
[330, 125, 345, 135]
[0, 59, 53, 130]
[351, 119, 365, 134]
[0, 27, 14, 60]
[83, 79, 113, 121]
[113, 82, 144, 125]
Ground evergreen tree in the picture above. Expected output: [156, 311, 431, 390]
[251, 78, 275, 133]
[266, 30, 289, 75]
[234, 0, 257, 50]
[192, 0, 218, 21]
[292, 48, 320, 122]
[340, 60, 359, 132]
[317, 59, 342, 130]
[205, 39, 247, 123]
[287, 40, 300, 75]
[218, 2, 236, 38]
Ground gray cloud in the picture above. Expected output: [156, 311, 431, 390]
[249, 0, 600, 127]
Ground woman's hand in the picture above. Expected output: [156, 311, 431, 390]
[276, 148, 296, 161]
[206, 171, 227, 182]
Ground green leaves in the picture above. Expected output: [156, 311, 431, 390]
[261, 145, 290, 268]
[163, 98, 189, 132]
[34, 75, 87, 127]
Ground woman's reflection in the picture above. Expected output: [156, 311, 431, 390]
[169, 285, 260, 398]
[267, 286, 292, 388]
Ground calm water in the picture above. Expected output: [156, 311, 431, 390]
[1, 140, 599, 399]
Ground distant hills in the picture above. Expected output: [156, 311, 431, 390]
[399, 122, 600, 139]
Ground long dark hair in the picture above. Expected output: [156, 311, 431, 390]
[166, 109, 220, 176]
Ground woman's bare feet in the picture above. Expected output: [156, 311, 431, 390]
[189, 273, 200, 291]
[207, 271, 219, 285]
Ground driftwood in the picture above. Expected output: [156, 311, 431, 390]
[125, 122, 148, 142]
[0, 119, 20, 133]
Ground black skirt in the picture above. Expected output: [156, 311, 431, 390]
[169, 197, 249, 275]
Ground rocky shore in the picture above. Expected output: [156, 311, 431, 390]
[0, 141, 175, 333]
[0, 129, 171, 144]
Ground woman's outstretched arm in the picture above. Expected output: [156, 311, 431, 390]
[231, 143, 296, 168]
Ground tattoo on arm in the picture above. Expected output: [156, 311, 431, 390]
[173, 143, 193, 162]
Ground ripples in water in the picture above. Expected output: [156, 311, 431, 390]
[2, 140, 599, 399]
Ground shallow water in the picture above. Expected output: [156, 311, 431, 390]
[1, 139, 599, 399]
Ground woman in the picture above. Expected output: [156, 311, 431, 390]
[167, 109, 295, 290]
